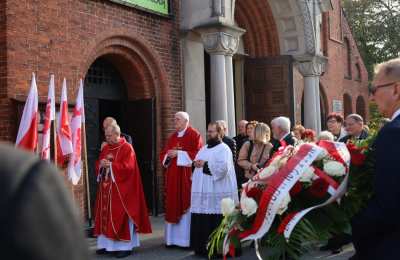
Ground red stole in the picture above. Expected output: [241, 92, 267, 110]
[94, 138, 152, 241]
[160, 126, 203, 223]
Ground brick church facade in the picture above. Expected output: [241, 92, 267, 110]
[0, 0, 368, 219]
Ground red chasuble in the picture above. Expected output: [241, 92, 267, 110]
[160, 126, 203, 223]
[94, 138, 152, 241]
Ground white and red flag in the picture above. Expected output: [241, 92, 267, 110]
[40, 74, 56, 160]
[16, 73, 38, 152]
[56, 78, 73, 165]
[68, 79, 85, 185]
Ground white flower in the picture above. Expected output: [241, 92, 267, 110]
[299, 166, 315, 182]
[258, 165, 278, 179]
[221, 198, 236, 216]
[240, 197, 258, 217]
[323, 160, 346, 177]
[277, 194, 291, 215]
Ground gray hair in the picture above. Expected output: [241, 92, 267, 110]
[346, 113, 364, 123]
[216, 120, 227, 131]
[271, 116, 291, 133]
[106, 124, 121, 136]
[375, 57, 400, 80]
[318, 131, 335, 141]
[175, 111, 189, 122]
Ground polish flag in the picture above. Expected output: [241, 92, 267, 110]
[40, 75, 56, 160]
[16, 73, 38, 152]
[57, 78, 73, 165]
[68, 79, 85, 185]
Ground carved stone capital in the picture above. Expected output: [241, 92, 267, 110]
[295, 55, 328, 77]
[202, 31, 239, 55]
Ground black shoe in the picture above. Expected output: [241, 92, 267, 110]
[114, 251, 131, 258]
[96, 249, 107, 255]
[165, 244, 177, 249]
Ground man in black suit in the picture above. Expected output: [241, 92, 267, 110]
[270, 116, 296, 155]
[0, 144, 89, 260]
[233, 120, 249, 160]
[339, 114, 368, 143]
[216, 120, 236, 160]
[351, 57, 400, 259]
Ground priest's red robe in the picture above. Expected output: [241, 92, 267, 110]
[94, 138, 152, 241]
[160, 126, 203, 223]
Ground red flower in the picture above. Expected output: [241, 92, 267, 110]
[308, 178, 329, 198]
[277, 212, 298, 234]
[246, 187, 264, 202]
[289, 181, 303, 197]
[347, 143, 367, 166]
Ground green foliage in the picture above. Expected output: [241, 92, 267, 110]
[368, 102, 385, 130]
[342, 0, 400, 78]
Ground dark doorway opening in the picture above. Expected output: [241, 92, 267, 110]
[84, 57, 157, 219]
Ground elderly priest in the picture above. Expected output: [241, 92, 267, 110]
[94, 124, 152, 258]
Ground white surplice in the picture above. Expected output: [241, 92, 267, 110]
[191, 142, 239, 214]
[97, 220, 140, 252]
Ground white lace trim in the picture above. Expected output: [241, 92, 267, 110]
[190, 191, 238, 214]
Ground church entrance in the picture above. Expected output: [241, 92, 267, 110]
[84, 57, 157, 217]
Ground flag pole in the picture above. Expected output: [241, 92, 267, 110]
[53, 117, 58, 167]
[82, 120, 92, 227]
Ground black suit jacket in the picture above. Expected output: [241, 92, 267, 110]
[339, 129, 368, 143]
[222, 136, 237, 161]
[351, 115, 400, 259]
[271, 133, 296, 156]
[0, 144, 90, 260]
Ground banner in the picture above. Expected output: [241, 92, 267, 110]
[111, 0, 169, 15]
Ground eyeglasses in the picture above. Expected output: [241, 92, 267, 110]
[369, 81, 398, 95]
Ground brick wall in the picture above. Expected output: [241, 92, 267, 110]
[3, 0, 183, 217]
[294, 0, 370, 125]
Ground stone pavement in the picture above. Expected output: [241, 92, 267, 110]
[90, 217, 354, 260]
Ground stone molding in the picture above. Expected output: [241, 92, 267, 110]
[202, 31, 239, 55]
[296, 55, 328, 77]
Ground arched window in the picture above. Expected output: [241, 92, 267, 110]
[344, 38, 351, 79]
[343, 93, 352, 117]
[356, 96, 366, 120]
[355, 63, 361, 81]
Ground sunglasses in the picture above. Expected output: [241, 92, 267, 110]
[369, 81, 398, 95]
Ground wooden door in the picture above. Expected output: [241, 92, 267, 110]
[244, 56, 294, 124]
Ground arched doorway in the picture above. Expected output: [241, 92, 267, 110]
[356, 95, 366, 119]
[343, 93, 352, 117]
[84, 57, 157, 215]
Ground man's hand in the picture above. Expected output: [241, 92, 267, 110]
[251, 163, 260, 172]
[100, 159, 111, 168]
[194, 160, 205, 168]
[167, 150, 178, 158]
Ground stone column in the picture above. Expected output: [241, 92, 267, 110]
[296, 56, 327, 133]
[225, 55, 236, 136]
[202, 30, 242, 136]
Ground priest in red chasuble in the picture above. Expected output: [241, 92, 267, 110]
[160, 111, 203, 247]
[94, 124, 152, 258]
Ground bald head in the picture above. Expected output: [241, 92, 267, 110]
[103, 117, 117, 130]
[105, 124, 121, 144]
[238, 120, 248, 135]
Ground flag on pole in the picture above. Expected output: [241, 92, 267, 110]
[16, 73, 38, 151]
[68, 79, 85, 185]
[57, 78, 73, 165]
[40, 74, 56, 160]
